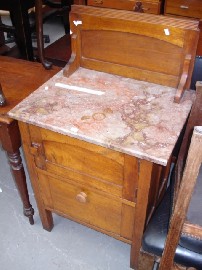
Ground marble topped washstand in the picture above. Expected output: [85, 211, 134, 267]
[8, 5, 200, 269]
[8, 67, 195, 269]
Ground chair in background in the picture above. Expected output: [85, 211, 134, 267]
[0, 1, 50, 61]
[34, 0, 74, 69]
[43, 0, 73, 34]
[0, 0, 35, 60]
[137, 83, 202, 269]
[0, 15, 10, 55]
[159, 127, 202, 266]
[0, 0, 73, 67]
[191, 57, 202, 90]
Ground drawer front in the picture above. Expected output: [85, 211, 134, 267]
[39, 173, 122, 235]
[87, 0, 161, 14]
[165, 0, 202, 19]
[38, 173, 135, 240]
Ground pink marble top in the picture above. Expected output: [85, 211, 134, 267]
[8, 68, 195, 166]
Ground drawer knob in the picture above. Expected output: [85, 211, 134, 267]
[134, 2, 144, 13]
[180, 5, 189, 9]
[76, 192, 87, 203]
[133, 2, 149, 12]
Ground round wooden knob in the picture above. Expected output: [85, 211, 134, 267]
[76, 192, 87, 203]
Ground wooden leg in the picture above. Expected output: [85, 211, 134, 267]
[0, 120, 34, 224]
[40, 209, 54, 232]
[138, 250, 156, 270]
[130, 160, 154, 269]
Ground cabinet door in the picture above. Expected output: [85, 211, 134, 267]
[29, 125, 125, 197]
[27, 124, 137, 241]
[165, 0, 202, 19]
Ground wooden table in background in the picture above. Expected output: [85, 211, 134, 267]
[0, 56, 60, 224]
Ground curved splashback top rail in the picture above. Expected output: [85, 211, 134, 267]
[64, 5, 199, 103]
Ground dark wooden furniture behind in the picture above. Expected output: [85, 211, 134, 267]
[0, 0, 35, 60]
[0, 56, 60, 223]
[165, 0, 202, 19]
[35, 0, 86, 69]
[0, 0, 74, 67]
[0, 16, 11, 56]
[87, 0, 164, 14]
[164, 0, 202, 56]
[35, 0, 73, 69]
[44, 34, 72, 67]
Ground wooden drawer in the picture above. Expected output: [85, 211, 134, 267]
[165, 0, 202, 19]
[87, 0, 162, 14]
[37, 172, 135, 240]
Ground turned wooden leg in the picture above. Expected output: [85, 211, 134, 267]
[7, 150, 34, 224]
[0, 120, 34, 224]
